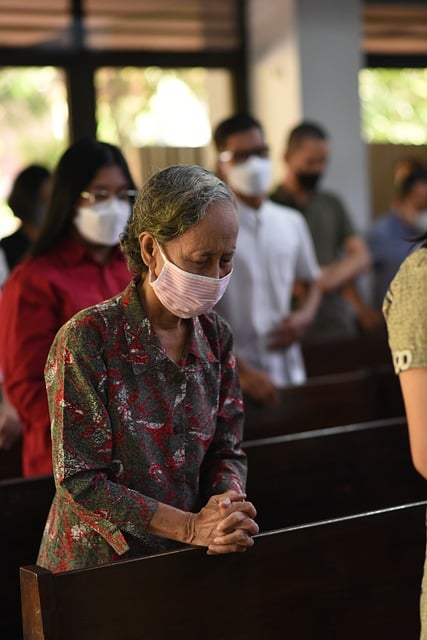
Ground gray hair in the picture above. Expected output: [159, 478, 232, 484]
[121, 164, 236, 273]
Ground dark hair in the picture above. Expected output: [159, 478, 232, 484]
[121, 164, 235, 274]
[7, 165, 51, 223]
[286, 121, 328, 152]
[397, 166, 427, 198]
[213, 113, 263, 151]
[31, 139, 136, 257]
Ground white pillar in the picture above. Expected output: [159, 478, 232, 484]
[248, 0, 370, 230]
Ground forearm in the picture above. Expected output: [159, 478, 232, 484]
[295, 280, 322, 327]
[319, 252, 370, 293]
[399, 368, 427, 480]
[147, 501, 193, 544]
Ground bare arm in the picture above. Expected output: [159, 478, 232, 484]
[319, 235, 371, 293]
[341, 282, 383, 332]
[398, 368, 427, 479]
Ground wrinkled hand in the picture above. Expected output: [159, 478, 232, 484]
[238, 362, 280, 406]
[0, 401, 22, 450]
[186, 491, 258, 554]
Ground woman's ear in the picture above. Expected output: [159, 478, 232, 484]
[138, 232, 157, 270]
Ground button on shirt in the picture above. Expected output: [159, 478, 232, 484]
[216, 200, 320, 387]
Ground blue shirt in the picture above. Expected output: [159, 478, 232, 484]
[367, 211, 420, 309]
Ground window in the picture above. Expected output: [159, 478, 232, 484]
[360, 68, 427, 144]
[95, 66, 233, 185]
[0, 67, 68, 237]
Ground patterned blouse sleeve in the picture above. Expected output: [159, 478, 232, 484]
[198, 315, 247, 500]
[383, 248, 427, 373]
[45, 311, 159, 542]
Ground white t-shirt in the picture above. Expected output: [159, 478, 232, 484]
[216, 199, 320, 387]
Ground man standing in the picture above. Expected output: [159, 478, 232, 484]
[214, 113, 321, 405]
[271, 121, 379, 341]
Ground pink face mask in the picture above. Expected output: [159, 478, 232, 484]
[149, 241, 232, 318]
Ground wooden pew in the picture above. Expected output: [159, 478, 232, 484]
[0, 475, 55, 640]
[302, 326, 392, 377]
[244, 416, 427, 532]
[0, 439, 22, 480]
[20, 501, 427, 640]
[243, 365, 404, 441]
[4, 417, 421, 638]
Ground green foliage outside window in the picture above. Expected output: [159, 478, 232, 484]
[360, 68, 427, 144]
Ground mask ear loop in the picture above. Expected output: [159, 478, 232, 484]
[149, 239, 170, 285]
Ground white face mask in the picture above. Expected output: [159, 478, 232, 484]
[149, 242, 232, 318]
[225, 156, 272, 197]
[74, 198, 131, 246]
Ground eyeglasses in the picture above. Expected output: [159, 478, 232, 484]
[80, 189, 138, 205]
[219, 146, 269, 165]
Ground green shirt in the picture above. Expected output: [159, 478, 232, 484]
[383, 246, 427, 373]
[270, 186, 357, 341]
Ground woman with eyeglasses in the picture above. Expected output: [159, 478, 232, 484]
[0, 138, 137, 477]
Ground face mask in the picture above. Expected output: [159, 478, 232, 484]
[296, 171, 323, 191]
[226, 156, 272, 197]
[74, 198, 131, 247]
[149, 242, 232, 318]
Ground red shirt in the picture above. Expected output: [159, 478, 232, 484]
[0, 237, 132, 476]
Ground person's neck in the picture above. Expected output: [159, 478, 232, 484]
[281, 175, 312, 209]
[70, 227, 114, 265]
[237, 193, 264, 210]
[20, 222, 40, 243]
[138, 274, 186, 331]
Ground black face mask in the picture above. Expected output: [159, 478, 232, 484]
[296, 171, 323, 191]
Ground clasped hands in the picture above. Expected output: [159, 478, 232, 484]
[186, 491, 258, 555]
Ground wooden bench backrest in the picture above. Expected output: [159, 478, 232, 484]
[243, 366, 404, 440]
[244, 416, 427, 531]
[302, 329, 392, 377]
[0, 438, 22, 480]
[5, 417, 425, 637]
[0, 475, 54, 639]
[21, 501, 427, 640]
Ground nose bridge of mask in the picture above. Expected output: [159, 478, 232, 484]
[94, 196, 127, 214]
[154, 239, 232, 285]
[226, 154, 272, 197]
[75, 196, 131, 247]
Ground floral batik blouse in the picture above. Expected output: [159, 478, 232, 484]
[37, 278, 247, 572]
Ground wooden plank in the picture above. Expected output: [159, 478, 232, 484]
[243, 366, 404, 441]
[244, 416, 427, 531]
[0, 438, 22, 480]
[20, 501, 427, 639]
[302, 329, 392, 377]
[0, 475, 55, 640]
